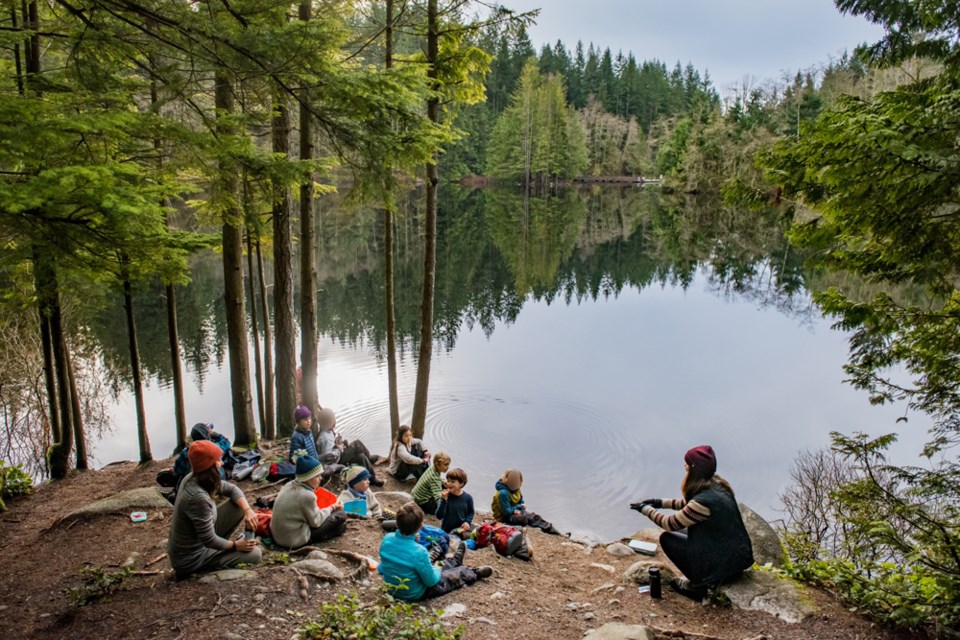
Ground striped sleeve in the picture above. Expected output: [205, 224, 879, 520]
[641, 498, 711, 532]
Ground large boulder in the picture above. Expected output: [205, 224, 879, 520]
[720, 569, 817, 624]
[622, 560, 676, 585]
[375, 491, 414, 513]
[290, 558, 344, 580]
[582, 623, 655, 640]
[739, 503, 787, 568]
[60, 488, 172, 523]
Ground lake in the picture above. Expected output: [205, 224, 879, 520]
[93, 186, 928, 541]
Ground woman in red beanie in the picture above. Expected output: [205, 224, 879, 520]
[167, 440, 262, 579]
[630, 445, 754, 600]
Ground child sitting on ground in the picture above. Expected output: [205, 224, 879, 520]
[436, 467, 474, 536]
[288, 405, 318, 462]
[378, 502, 493, 600]
[270, 455, 347, 547]
[492, 468, 562, 535]
[411, 452, 450, 516]
[387, 425, 431, 481]
[315, 408, 385, 486]
[337, 466, 385, 519]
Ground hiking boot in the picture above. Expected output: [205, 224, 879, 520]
[669, 578, 707, 601]
[453, 541, 466, 565]
[428, 542, 445, 563]
[474, 566, 493, 580]
[543, 524, 562, 535]
[370, 475, 385, 487]
[370, 454, 386, 465]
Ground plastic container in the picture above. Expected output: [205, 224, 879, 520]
[315, 487, 338, 509]
[130, 511, 148, 523]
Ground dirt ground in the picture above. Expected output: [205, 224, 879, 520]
[0, 456, 914, 640]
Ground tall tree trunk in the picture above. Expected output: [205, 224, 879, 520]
[272, 84, 297, 438]
[46, 261, 74, 479]
[32, 247, 60, 447]
[150, 62, 188, 454]
[165, 283, 188, 452]
[216, 71, 257, 446]
[65, 348, 87, 469]
[299, 0, 319, 437]
[256, 238, 276, 439]
[246, 230, 266, 434]
[383, 0, 400, 437]
[122, 264, 152, 463]
[411, 0, 439, 438]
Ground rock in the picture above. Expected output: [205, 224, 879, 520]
[374, 491, 414, 512]
[489, 591, 507, 600]
[581, 623, 656, 640]
[605, 543, 634, 557]
[226, 594, 241, 604]
[720, 569, 817, 624]
[566, 603, 580, 610]
[198, 569, 257, 583]
[472, 617, 497, 625]
[591, 583, 616, 594]
[607, 599, 620, 606]
[253, 594, 266, 603]
[739, 503, 787, 568]
[120, 552, 142, 568]
[622, 560, 675, 585]
[569, 531, 603, 548]
[62, 488, 172, 522]
[440, 603, 467, 618]
[223, 633, 243, 640]
[590, 563, 615, 574]
[268, 617, 288, 624]
[583, 612, 597, 621]
[291, 559, 343, 580]
[305, 550, 329, 560]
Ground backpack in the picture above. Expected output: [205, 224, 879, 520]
[475, 521, 524, 557]
[155, 468, 178, 488]
[415, 524, 450, 555]
[268, 461, 297, 481]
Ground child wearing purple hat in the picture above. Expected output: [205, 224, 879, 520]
[630, 445, 754, 600]
[288, 405, 318, 463]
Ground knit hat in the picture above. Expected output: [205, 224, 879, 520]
[295, 455, 324, 483]
[190, 422, 212, 442]
[188, 440, 222, 473]
[345, 466, 371, 488]
[317, 407, 336, 431]
[684, 445, 717, 477]
[294, 405, 312, 423]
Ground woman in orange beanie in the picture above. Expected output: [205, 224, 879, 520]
[167, 440, 262, 579]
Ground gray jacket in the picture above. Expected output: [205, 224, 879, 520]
[167, 473, 243, 574]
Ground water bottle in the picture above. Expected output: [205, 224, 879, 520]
[648, 567, 662, 599]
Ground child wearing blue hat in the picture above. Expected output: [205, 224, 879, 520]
[337, 466, 385, 519]
[271, 455, 346, 547]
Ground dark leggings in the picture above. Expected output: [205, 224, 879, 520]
[308, 510, 348, 543]
[423, 554, 479, 599]
[660, 530, 739, 588]
[391, 442, 428, 481]
[503, 510, 558, 534]
[340, 441, 376, 476]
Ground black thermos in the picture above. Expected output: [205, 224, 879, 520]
[648, 567, 662, 599]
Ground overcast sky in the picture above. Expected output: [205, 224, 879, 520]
[500, 0, 884, 94]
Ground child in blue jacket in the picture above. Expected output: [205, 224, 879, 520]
[378, 502, 492, 600]
[288, 405, 318, 462]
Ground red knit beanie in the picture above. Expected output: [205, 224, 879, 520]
[188, 440, 223, 473]
[684, 445, 717, 477]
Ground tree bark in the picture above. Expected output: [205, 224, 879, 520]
[272, 84, 297, 438]
[383, 0, 400, 437]
[216, 71, 257, 447]
[122, 268, 152, 463]
[256, 237, 276, 439]
[411, 0, 440, 439]
[299, 0, 319, 438]
[33, 246, 60, 447]
[46, 260, 74, 480]
[246, 230, 266, 434]
[166, 283, 187, 452]
[65, 347, 87, 469]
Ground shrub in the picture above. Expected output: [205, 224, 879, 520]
[298, 593, 463, 640]
[0, 459, 32, 511]
[67, 566, 134, 607]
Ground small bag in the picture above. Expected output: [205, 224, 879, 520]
[415, 524, 450, 555]
[155, 468, 178, 488]
[254, 509, 272, 537]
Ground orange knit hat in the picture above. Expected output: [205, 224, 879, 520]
[188, 440, 223, 473]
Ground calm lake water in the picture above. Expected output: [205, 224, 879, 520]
[93, 186, 928, 540]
